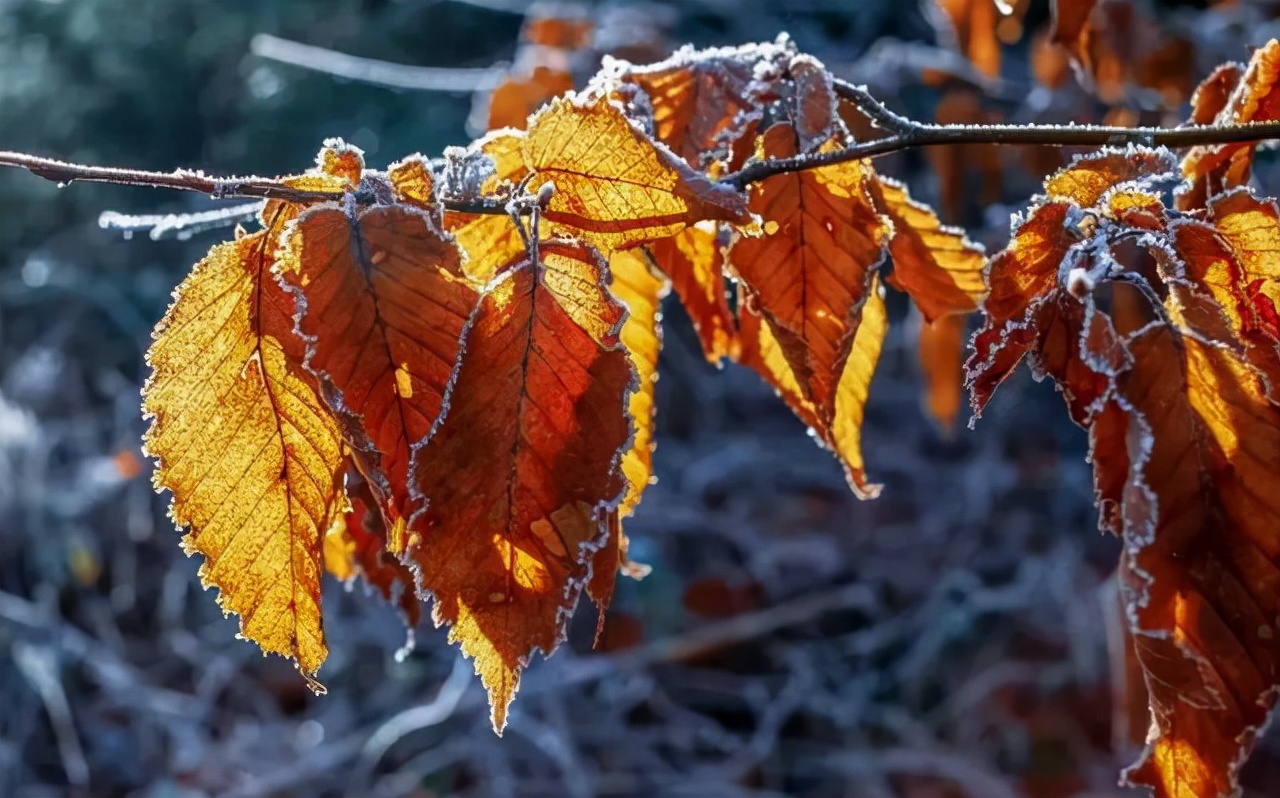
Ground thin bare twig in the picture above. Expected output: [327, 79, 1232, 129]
[250, 34, 506, 93]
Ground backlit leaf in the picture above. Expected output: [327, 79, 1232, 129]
[524, 94, 750, 250]
[608, 249, 669, 517]
[323, 463, 422, 627]
[281, 203, 478, 552]
[143, 225, 345, 686]
[644, 223, 738, 363]
[442, 130, 532, 285]
[1179, 39, 1280, 210]
[408, 240, 633, 732]
[870, 175, 986, 322]
[728, 124, 888, 422]
[618, 41, 783, 169]
[917, 311, 968, 431]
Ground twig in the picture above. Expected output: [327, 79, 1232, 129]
[250, 34, 506, 93]
[99, 202, 264, 240]
[7, 106, 1280, 206]
[0, 151, 511, 215]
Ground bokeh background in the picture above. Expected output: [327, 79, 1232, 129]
[3, 1, 1280, 796]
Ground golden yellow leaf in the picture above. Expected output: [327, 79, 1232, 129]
[143, 229, 345, 686]
[870, 176, 987, 322]
[524, 94, 750, 250]
[608, 249, 670, 517]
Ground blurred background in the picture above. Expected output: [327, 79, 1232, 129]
[3, 0, 1280, 796]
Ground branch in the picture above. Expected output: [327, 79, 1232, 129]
[250, 34, 505, 93]
[723, 80, 1280, 188]
[7, 102, 1280, 211]
[0, 151, 510, 215]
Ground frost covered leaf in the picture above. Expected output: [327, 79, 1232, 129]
[617, 41, 782, 169]
[728, 123, 888, 429]
[524, 94, 750, 249]
[608, 249, 669, 517]
[869, 175, 986, 322]
[442, 130, 532, 285]
[644, 223, 737, 363]
[143, 226, 345, 687]
[969, 144, 1280, 797]
[738, 274, 889, 499]
[281, 203, 478, 551]
[1179, 39, 1280, 210]
[1110, 283, 1280, 798]
[408, 240, 633, 732]
[323, 462, 421, 627]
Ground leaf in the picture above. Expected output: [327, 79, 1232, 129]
[967, 144, 1280, 797]
[1048, 0, 1098, 69]
[323, 462, 422, 627]
[869, 175, 987, 322]
[1179, 39, 1280, 210]
[728, 124, 889, 424]
[917, 311, 968, 431]
[935, 0, 1002, 78]
[618, 41, 783, 169]
[408, 240, 634, 732]
[524, 94, 750, 250]
[644, 223, 738, 363]
[442, 130, 532, 285]
[487, 66, 576, 132]
[738, 274, 889, 498]
[280, 203, 478, 552]
[1110, 283, 1280, 798]
[608, 249, 670, 517]
[143, 226, 345, 686]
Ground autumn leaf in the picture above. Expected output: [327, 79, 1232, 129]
[618, 41, 783, 169]
[968, 143, 1280, 797]
[644, 223, 738, 363]
[1179, 39, 1280, 210]
[729, 124, 888, 423]
[143, 225, 345, 687]
[524, 94, 750, 250]
[738, 274, 889, 499]
[608, 248, 670, 517]
[443, 130, 532, 285]
[280, 202, 478, 552]
[1111, 283, 1280, 798]
[408, 239, 634, 732]
[869, 175, 986, 322]
[917, 311, 968, 431]
[323, 462, 422, 627]
[487, 66, 576, 132]
[935, 0, 1002, 78]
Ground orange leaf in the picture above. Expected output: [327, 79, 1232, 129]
[917, 311, 968, 431]
[1179, 39, 1280, 210]
[281, 204, 478, 551]
[644, 223, 738, 363]
[524, 94, 750, 250]
[1109, 283, 1280, 798]
[935, 0, 1002, 78]
[728, 124, 889, 423]
[143, 226, 345, 687]
[870, 175, 986, 322]
[608, 249, 669, 517]
[738, 274, 889, 498]
[323, 463, 422, 627]
[618, 41, 781, 168]
[487, 66, 576, 132]
[442, 130, 532, 285]
[408, 240, 633, 732]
